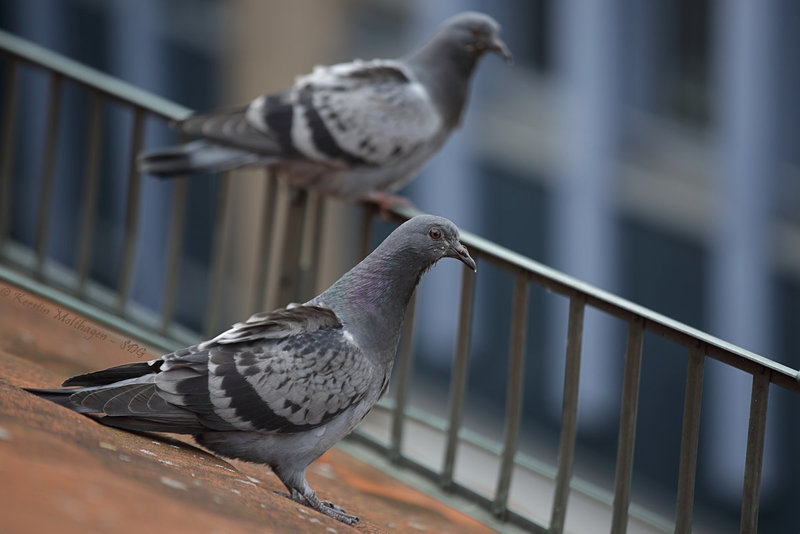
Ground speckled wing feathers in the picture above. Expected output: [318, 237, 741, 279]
[164, 306, 374, 434]
[205, 327, 374, 432]
[178, 60, 442, 171]
[285, 60, 442, 166]
[59, 306, 375, 436]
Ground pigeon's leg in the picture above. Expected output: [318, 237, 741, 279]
[363, 191, 413, 219]
[277, 469, 359, 525]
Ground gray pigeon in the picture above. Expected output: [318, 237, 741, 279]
[25, 215, 476, 526]
[138, 12, 510, 204]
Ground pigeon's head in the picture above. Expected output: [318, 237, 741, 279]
[390, 215, 476, 272]
[439, 12, 512, 63]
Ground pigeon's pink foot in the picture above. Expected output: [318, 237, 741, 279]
[363, 191, 413, 220]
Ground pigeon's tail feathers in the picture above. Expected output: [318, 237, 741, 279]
[138, 140, 268, 176]
[100, 415, 206, 434]
[71, 382, 208, 433]
[62, 360, 162, 387]
[23, 387, 96, 413]
[26, 381, 209, 434]
[25, 377, 159, 414]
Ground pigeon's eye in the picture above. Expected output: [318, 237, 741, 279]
[429, 228, 443, 240]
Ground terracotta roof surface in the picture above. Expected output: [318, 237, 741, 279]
[0, 280, 499, 534]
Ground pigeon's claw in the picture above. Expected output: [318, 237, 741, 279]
[321, 500, 359, 525]
[287, 488, 359, 526]
[321, 500, 349, 514]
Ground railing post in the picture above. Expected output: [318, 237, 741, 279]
[610, 316, 644, 534]
[358, 203, 376, 261]
[252, 168, 277, 312]
[492, 272, 529, 518]
[263, 172, 291, 312]
[203, 174, 232, 337]
[549, 295, 586, 533]
[739, 369, 770, 534]
[674, 343, 705, 534]
[34, 72, 63, 276]
[116, 106, 145, 311]
[389, 290, 417, 463]
[75, 90, 103, 294]
[0, 58, 19, 245]
[441, 263, 477, 487]
[259, 174, 308, 310]
[296, 190, 325, 302]
[159, 176, 187, 334]
[277, 185, 308, 306]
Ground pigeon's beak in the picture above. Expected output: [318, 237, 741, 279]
[448, 242, 477, 272]
[489, 37, 512, 62]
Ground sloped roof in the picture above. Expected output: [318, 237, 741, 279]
[0, 281, 498, 534]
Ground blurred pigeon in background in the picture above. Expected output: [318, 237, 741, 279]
[25, 215, 476, 525]
[138, 12, 510, 207]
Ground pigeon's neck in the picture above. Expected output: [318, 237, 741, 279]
[405, 37, 480, 128]
[317, 247, 426, 363]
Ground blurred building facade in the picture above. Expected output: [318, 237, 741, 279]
[2, 0, 799, 531]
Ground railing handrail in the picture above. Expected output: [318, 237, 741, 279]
[0, 29, 192, 121]
[387, 204, 800, 394]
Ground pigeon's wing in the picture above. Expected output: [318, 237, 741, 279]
[174, 306, 378, 434]
[200, 305, 342, 348]
[176, 104, 287, 156]
[174, 60, 442, 170]
[61, 306, 375, 435]
[243, 60, 444, 167]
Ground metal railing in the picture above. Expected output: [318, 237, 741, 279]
[370, 204, 800, 534]
[1, 29, 798, 534]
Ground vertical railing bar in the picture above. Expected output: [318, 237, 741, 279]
[739, 369, 770, 534]
[610, 316, 645, 534]
[307, 194, 326, 295]
[549, 294, 587, 534]
[440, 262, 478, 487]
[159, 175, 187, 333]
[358, 203, 376, 261]
[0, 58, 19, 245]
[674, 343, 705, 534]
[75, 90, 103, 293]
[34, 72, 64, 275]
[389, 290, 418, 463]
[252, 168, 277, 312]
[116, 106, 145, 312]
[203, 173, 233, 337]
[264, 173, 291, 312]
[492, 271, 529, 518]
[297, 189, 319, 270]
[279, 186, 308, 306]
[297, 190, 325, 301]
